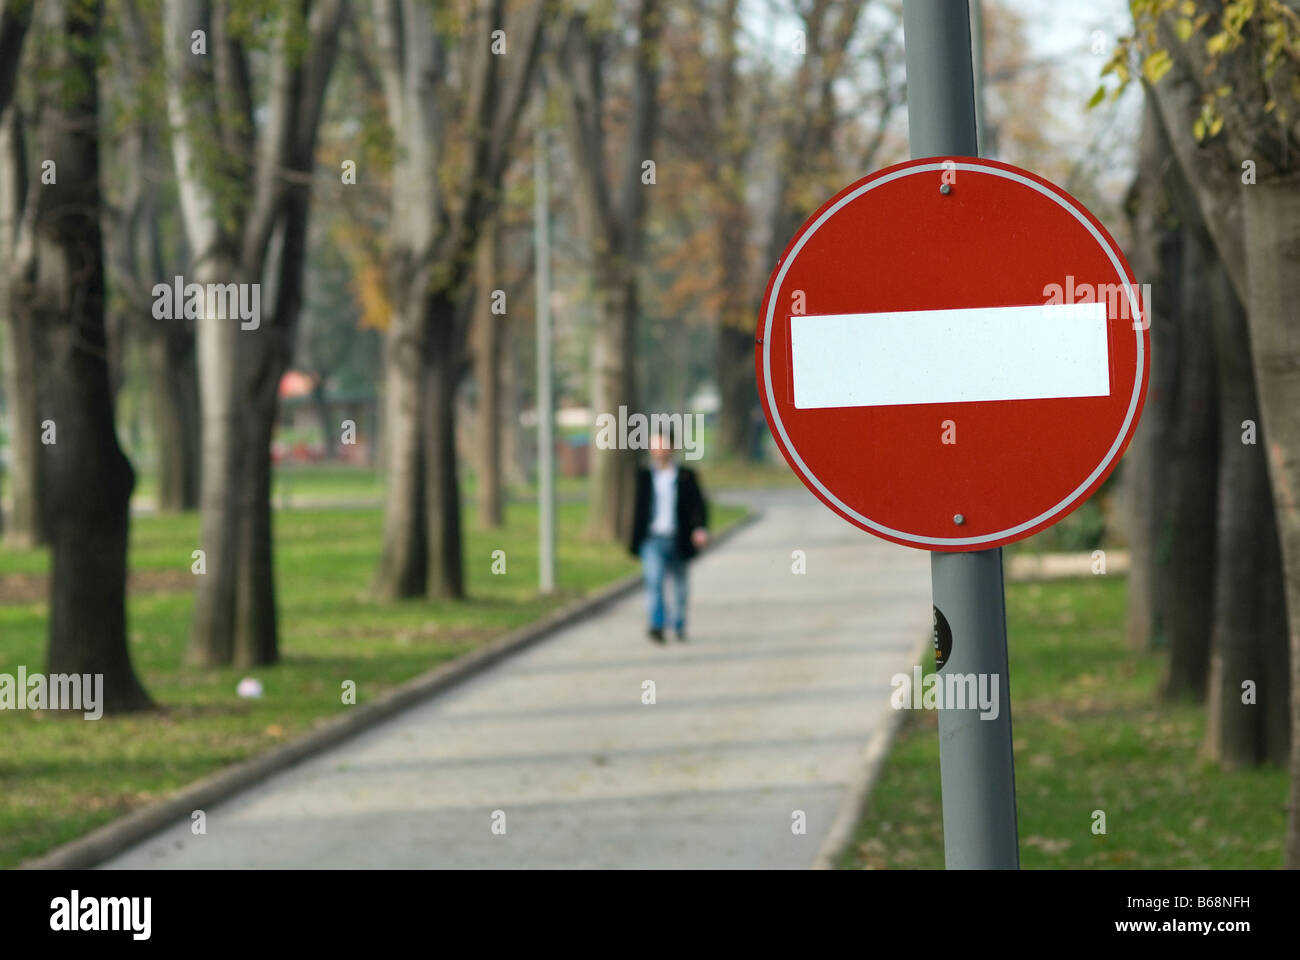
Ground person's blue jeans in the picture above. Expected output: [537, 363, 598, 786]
[640, 534, 687, 633]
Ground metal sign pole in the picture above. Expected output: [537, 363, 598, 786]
[902, 0, 1020, 869]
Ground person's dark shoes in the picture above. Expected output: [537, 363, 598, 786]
[648, 627, 665, 644]
[674, 629, 687, 643]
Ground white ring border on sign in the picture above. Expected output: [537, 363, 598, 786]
[761, 160, 1146, 547]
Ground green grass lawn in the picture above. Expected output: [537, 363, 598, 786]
[129, 452, 798, 511]
[838, 576, 1289, 869]
[130, 464, 388, 506]
[0, 498, 746, 868]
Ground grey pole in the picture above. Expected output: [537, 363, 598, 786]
[903, 0, 978, 157]
[902, 0, 1019, 869]
[969, 0, 987, 156]
[535, 81, 556, 595]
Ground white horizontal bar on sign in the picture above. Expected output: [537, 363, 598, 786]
[789, 302, 1110, 409]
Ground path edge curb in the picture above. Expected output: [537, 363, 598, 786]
[20, 509, 760, 870]
[810, 628, 932, 870]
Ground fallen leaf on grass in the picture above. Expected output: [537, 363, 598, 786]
[1024, 835, 1072, 854]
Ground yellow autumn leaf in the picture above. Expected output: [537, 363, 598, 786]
[1175, 17, 1194, 41]
[1193, 116, 1206, 140]
[356, 263, 392, 332]
[1142, 49, 1173, 84]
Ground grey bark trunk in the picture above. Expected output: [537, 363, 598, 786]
[231, 367, 280, 667]
[425, 294, 465, 599]
[1123, 101, 1192, 654]
[312, 381, 332, 460]
[1156, 218, 1220, 701]
[148, 325, 200, 512]
[715, 206, 755, 460]
[1204, 252, 1290, 768]
[559, 0, 660, 542]
[224, 188, 312, 667]
[373, 278, 428, 599]
[167, 0, 342, 665]
[475, 225, 504, 528]
[716, 325, 755, 461]
[710, 0, 755, 463]
[186, 255, 242, 666]
[3, 306, 46, 545]
[1239, 174, 1300, 868]
[586, 273, 638, 541]
[38, 0, 151, 712]
[502, 293, 527, 490]
[1, 106, 46, 547]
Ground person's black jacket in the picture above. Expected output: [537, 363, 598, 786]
[629, 465, 709, 560]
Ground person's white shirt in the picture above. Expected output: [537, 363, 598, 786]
[648, 463, 678, 537]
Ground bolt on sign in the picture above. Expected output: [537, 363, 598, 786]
[756, 156, 1149, 551]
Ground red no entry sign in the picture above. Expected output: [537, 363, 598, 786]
[756, 156, 1149, 552]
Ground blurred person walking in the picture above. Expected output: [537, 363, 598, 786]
[629, 430, 709, 643]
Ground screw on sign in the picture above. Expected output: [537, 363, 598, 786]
[755, 156, 1149, 551]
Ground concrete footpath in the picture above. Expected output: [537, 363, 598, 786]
[102, 488, 931, 869]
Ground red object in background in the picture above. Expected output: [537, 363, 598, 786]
[755, 156, 1149, 553]
[278, 370, 317, 398]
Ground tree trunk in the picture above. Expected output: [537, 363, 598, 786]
[148, 325, 200, 512]
[716, 324, 755, 460]
[1204, 251, 1290, 768]
[166, 0, 343, 665]
[714, 194, 754, 460]
[44, 323, 150, 711]
[227, 182, 312, 668]
[183, 256, 288, 671]
[0, 106, 46, 547]
[1262, 543, 1292, 767]
[1123, 388, 1157, 650]
[475, 225, 504, 528]
[312, 380, 333, 460]
[190, 296, 287, 668]
[186, 256, 241, 666]
[557, 0, 660, 542]
[3, 306, 45, 546]
[39, 0, 150, 712]
[1239, 173, 1300, 868]
[502, 293, 528, 489]
[1156, 218, 1220, 701]
[709, 0, 755, 463]
[232, 375, 280, 667]
[1123, 99, 1187, 653]
[373, 281, 428, 599]
[425, 293, 465, 599]
[586, 272, 638, 541]
[1135, 81, 1289, 739]
[369, 0, 540, 596]
[1137, 0, 1300, 862]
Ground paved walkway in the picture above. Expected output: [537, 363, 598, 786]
[102, 488, 931, 869]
